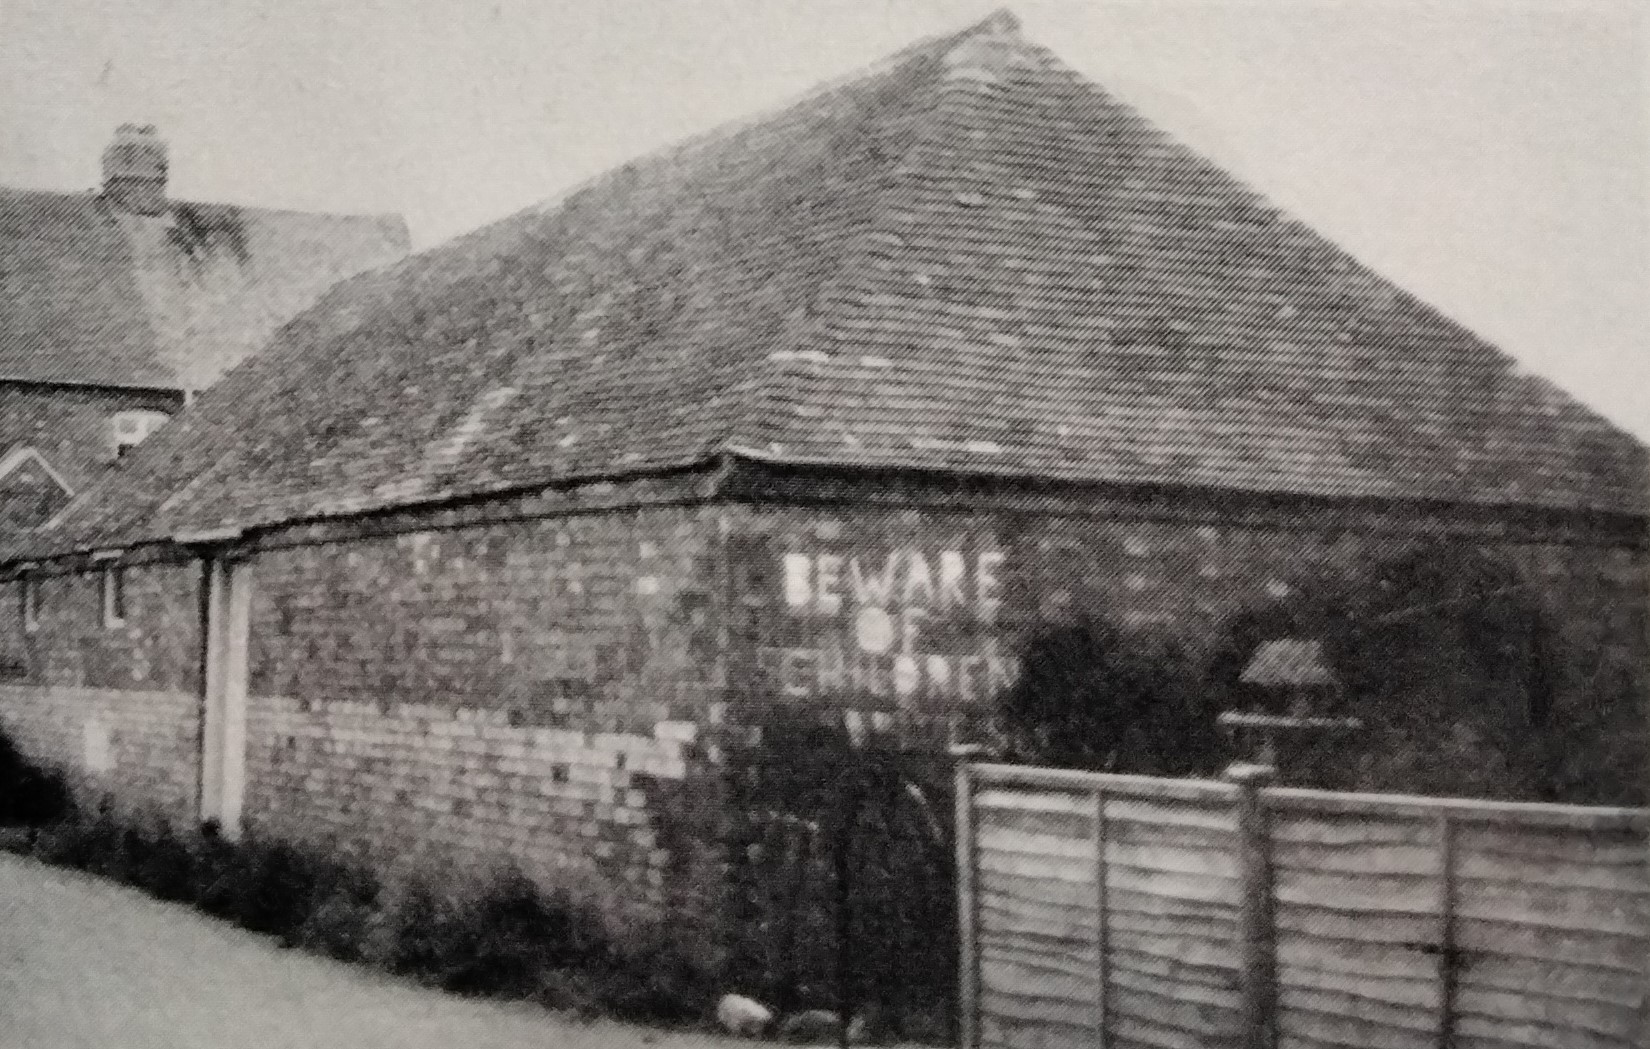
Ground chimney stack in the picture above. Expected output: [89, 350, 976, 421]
[101, 124, 168, 215]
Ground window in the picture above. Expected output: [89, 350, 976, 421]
[20, 579, 40, 634]
[101, 567, 127, 628]
[109, 410, 170, 461]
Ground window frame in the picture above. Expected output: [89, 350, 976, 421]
[101, 566, 127, 629]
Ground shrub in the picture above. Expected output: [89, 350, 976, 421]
[598, 930, 715, 1022]
[388, 867, 614, 999]
[129, 823, 199, 902]
[292, 855, 382, 962]
[1000, 614, 1220, 777]
[0, 730, 74, 828]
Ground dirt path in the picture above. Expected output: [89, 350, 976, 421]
[0, 852, 750, 1049]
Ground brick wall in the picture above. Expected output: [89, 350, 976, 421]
[0, 561, 202, 820]
[238, 504, 731, 940]
[0, 684, 199, 820]
[724, 485, 1648, 771]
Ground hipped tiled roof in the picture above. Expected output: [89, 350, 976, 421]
[0, 188, 408, 392]
[15, 10, 1646, 561]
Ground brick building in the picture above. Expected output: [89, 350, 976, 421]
[0, 124, 409, 535]
[0, 13, 1644, 942]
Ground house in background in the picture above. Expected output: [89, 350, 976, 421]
[0, 123, 410, 534]
[0, 12, 1643, 958]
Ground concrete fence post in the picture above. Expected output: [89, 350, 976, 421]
[952, 748, 983, 1049]
[1226, 763, 1278, 1049]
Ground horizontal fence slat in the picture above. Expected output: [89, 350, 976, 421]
[977, 825, 1094, 860]
[1277, 954, 1439, 1011]
[971, 764, 1236, 804]
[1279, 982, 1439, 1035]
[1275, 906, 1437, 944]
[1274, 868, 1439, 913]
[1276, 928, 1442, 983]
[978, 937, 1099, 982]
[979, 868, 1099, 908]
[1276, 997, 1438, 1049]
[1270, 815, 1440, 849]
[980, 1010, 1095, 1049]
[1453, 1010, 1643, 1049]
[1454, 886, 1650, 939]
[1107, 934, 1240, 978]
[1454, 983, 1642, 1044]
[980, 956, 1097, 1008]
[1263, 786, 1650, 831]
[1456, 950, 1649, 1011]
[976, 806, 1095, 840]
[1106, 983, 1242, 1045]
[1454, 920, 1647, 976]
[1272, 840, 1440, 876]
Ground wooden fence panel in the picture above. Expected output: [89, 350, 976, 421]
[959, 763, 1650, 1049]
[1451, 820, 1650, 1049]
[1270, 810, 1443, 1049]
[974, 786, 1101, 1049]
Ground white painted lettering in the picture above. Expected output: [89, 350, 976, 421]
[902, 552, 936, 607]
[783, 553, 812, 609]
[925, 654, 953, 697]
[938, 551, 968, 608]
[977, 550, 1005, 623]
[815, 554, 844, 615]
[893, 654, 921, 703]
[849, 554, 898, 606]
[780, 648, 814, 697]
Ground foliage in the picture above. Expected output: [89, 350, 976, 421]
[998, 614, 1223, 778]
[0, 730, 74, 827]
[1206, 540, 1647, 804]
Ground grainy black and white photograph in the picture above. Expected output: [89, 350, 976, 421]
[0, 1, 1646, 1046]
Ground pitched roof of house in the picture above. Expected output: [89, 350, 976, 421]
[0, 187, 409, 392]
[13, 10, 1647, 561]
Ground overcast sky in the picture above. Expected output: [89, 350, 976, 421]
[2, 0, 1646, 439]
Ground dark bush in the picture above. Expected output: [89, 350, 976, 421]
[405, 868, 612, 998]
[129, 824, 199, 902]
[598, 931, 715, 1022]
[0, 730, 74, 828]
[292, 855, 382, 962]
[1000, 614, 1221, 777]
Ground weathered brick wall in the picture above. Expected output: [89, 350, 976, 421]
[0, 560, 203, 820]
[239, 505, 731, 938]
[724, 488, 1648, 758]
[0, 684, 199, 820]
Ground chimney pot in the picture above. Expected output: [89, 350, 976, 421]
[102, 123, 169, 215]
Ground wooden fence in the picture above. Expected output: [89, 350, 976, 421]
[955, 761, 1650, 1049]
